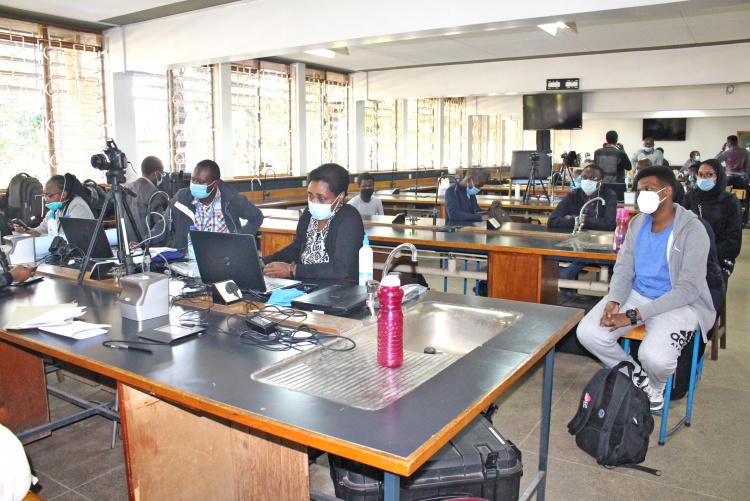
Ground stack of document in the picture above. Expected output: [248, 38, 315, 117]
[4, 303, 110, 340]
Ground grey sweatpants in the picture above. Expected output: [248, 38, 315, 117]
[577, 290, 699, 391]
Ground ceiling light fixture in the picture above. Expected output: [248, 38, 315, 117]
[304, 49, 336, 58]
[537, 22, 577, 36]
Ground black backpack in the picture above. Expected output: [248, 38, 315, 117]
[5, 173, 43, 227]
[567, 362, 660, 475]
[83, 179, 111, 218]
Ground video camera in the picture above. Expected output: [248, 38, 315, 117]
[91, 139, 127, 171]
[528, 152, 540, 163]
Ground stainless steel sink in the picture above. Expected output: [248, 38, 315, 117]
[402, 301, 521, 355]
[251, 299, 522, 410]
[556, 231, 614, 251]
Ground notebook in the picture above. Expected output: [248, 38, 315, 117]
[190, 230, 300, 293]
[291, 284, 369, 316]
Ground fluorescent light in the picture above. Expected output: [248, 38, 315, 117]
[537, 22, 569, 36]
[304, 49, 336, 58]
[505, 92, 518, 96]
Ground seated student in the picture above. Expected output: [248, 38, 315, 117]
[680, 151, 701, 175]
[348, 172, 383, 216]
[683, 163, 699, 192]
[125, 155, 168, 244]
[577, 166, 715, 411]
[263, 163, 364, 281]
[12, 173, 94, 237]
[548, 165, 617, 283]
[0, 265, 34, 289]
[444, 169, 489, 222]
[165, 159, 263, 255]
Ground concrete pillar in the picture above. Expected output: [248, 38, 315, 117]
[291, 63, 307, 176]
[112, 72, 138, 182]
[215, 63, 234, 179]
[398, 99, 408, 170]
[355, 100, 366, 172]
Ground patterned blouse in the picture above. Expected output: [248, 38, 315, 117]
[300, 209, 339, 265]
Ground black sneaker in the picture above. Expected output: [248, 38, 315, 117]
[631, 366, 650, 389]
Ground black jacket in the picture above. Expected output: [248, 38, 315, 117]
[547, 186, 617, 231]
[165, 180, 264, 254]
[262, 204, 364, 281]
[699, 219, 726, 314]
[0, 271, 12, 290]
[681, 159, 743, 271]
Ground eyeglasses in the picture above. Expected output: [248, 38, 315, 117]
[42, 191, 61, 200]
[696, 172, 716, 179]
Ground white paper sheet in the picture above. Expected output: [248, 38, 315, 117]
[38, 321, 110, 340]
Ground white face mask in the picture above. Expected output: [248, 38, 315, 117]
[580, 179, 599, 196]
[636, 187, 667, 215]
[308, 194, 342, 221]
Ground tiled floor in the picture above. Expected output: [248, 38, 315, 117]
[23, 232, 750, 500]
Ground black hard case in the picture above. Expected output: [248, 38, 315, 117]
[328, 415, 522, 501]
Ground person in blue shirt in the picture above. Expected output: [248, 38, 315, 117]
[577, 166, 715, 411]
[444, 169, 490, 222]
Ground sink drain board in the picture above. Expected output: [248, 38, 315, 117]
[252, 338, 460, 411]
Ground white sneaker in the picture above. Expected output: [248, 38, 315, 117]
[643, 384, 664, 412]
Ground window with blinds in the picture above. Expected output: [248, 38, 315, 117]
[132, 72, 170, 167]
[405, 98, 438, 170]
[487, 116, 502, 166]
[0, 19, 105, 187]
[170, 66, 215, 173]
[470, 115, 486, 167]
[305, 69, 349, 170]
[443, 98, 465, 169]
[363, 99, 397, 171]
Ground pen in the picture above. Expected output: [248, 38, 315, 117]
[107, 343, 153, 354]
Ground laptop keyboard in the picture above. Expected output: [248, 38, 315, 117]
[169, 261, 200, 278]
[264, 276, 301, 291]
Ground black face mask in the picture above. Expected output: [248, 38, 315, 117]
[360, 188, 375, 198]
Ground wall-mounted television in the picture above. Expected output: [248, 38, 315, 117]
[523, 93, 583, 130]
[642, 118, 687, 141]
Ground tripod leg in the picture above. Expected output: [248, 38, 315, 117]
[120, 196, 143, 245]
[112, 189, 136, 274]
[77, 192, 114, 285]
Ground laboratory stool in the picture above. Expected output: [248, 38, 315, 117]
[22, 491, 44, 500]
[621, 325, 704, 445]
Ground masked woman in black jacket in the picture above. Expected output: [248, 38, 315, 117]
[681, 158, 743, 280]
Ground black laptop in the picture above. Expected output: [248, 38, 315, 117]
[59, 218, 113, 259]
[190, 230, 300, 293]
[291, 284, 369, 316]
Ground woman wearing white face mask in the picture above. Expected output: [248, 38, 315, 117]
[681, 159, 742, 281]
[263, 163, 364, 281]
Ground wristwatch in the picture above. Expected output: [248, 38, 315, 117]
[625, 309, 638, 326]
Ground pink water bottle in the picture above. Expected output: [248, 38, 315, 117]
[614, 208, 629, 253]
[377, 275, 404, 368]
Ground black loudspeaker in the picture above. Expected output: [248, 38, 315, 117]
[536, 130, 551, 151]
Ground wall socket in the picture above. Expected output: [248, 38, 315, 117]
[408, 174, 413, 179]
[302, 180, 307, 187]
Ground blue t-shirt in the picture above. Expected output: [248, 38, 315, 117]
[633, 216, 674, 300]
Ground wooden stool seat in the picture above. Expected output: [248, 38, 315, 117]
[621, 324, 704, 445]
[23, 491, 44, 500]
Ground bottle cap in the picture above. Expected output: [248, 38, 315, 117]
[381, 274, 401, 287]
[190, 225, 197, 231]
[363, 235, 369, 246]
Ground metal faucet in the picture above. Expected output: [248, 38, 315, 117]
[383, 243, 418, 278]
[365, 279, 380, 319]
[263, 169, 276, 199]
[415, 164, 427, 192]
[573, 197, 606, 235]
[249, 177, 262, 202]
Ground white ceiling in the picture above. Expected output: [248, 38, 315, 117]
[2, 0, 750, 73]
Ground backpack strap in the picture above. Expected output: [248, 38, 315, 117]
[595, 368, 632, 464]
[607, 463, 662, 476]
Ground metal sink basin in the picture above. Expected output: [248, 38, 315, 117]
[251, 298, 522, 410]
[402, 301, 520, 355]
[556, 231, 614, 251]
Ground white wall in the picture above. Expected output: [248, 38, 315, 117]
[570, 116, 750, 165]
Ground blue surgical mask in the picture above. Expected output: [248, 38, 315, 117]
[156, 172, 164, 187]
[573, 176, 582, 189]
[45, 201, 63, 211]
[580, 179, 599, 196]
[696, 178, 716, 191]
[694, 155, 701, 162]
[644, 147, 654, 153]
[688, 175, 696, 183]
[466, 186, 480, 196]
[308, 194, 342, 221]
[190, 181, 215, 200]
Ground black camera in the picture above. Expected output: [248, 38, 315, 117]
[91, 139, 127, 171]
[528, 152, 540, 162]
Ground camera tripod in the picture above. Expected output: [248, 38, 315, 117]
[77, 169, 143, 285]
[523, 160, 550, 202]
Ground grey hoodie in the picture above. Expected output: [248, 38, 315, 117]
[609, 203, 715, 341]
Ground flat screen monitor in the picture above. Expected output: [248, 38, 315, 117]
[523, 93, 583, 130]
[642, 118, 687, 141]
[510, 151, 553, 180]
